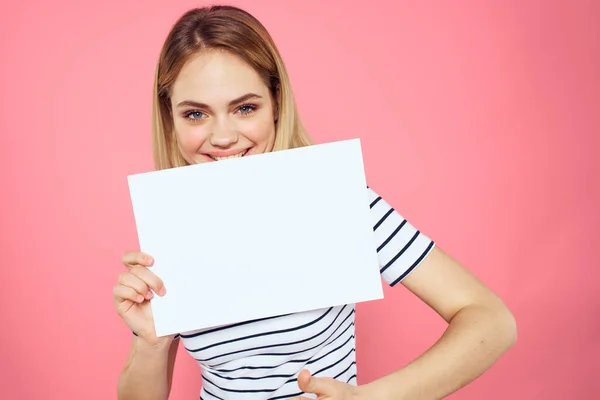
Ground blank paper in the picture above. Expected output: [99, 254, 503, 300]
[127, 139, 384, 337]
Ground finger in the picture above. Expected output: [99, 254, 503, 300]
[129, 265, 166, 296]
[121, 251, 154, 268]
[113, 284, 146, 304]
[113, 292, 134, 314]
[297, 369, 335, 395]
[117, 271, 150, 297]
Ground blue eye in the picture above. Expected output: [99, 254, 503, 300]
[186, 111, 204, 119]
[239, 104, 257, 115]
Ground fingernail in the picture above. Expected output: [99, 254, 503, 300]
[159, 287, 166, 296]
[136, 295, 144, 303]
[146, 291, 153, 299]
[146, 256, 153, 264]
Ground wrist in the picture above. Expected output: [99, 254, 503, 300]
[354, 380, 401, 400]
[354, 383, 382, 400]
[136, 335, 174, 355]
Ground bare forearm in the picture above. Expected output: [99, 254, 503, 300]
[359, 303, 517, 400]
[117, 340, 172, 400]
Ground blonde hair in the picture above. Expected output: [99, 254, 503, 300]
[151, 5, 314, 170]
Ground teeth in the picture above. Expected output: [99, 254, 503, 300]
[211, 149, 248, 161]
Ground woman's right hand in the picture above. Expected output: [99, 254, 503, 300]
[113, 251, 173, 345]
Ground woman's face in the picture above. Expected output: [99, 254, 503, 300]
[169, 50, 277, 163]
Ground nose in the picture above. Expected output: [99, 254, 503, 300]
[209, 119, 239, 148]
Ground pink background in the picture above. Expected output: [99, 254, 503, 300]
[1, 0, 598, 398]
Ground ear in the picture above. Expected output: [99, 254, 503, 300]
[272, 84, 280, 123]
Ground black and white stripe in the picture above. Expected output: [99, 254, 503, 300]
[174, 187, 435, 399]
[367, 188, 435, 286]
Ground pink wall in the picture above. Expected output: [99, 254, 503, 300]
[1, 0, 598, 398]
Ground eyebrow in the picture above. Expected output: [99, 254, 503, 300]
[176, 93, 263, 109]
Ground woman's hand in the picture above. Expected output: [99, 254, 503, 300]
[289, 369, 362, 400]
[113, 251, 173, 345]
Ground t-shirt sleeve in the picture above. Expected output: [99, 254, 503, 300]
[367, 186, 435, 286]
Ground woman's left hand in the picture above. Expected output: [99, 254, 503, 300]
[289, 369, 362, 400]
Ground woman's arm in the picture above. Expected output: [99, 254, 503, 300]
[358, 246, 517, 399]
[117, 335, 180, 400]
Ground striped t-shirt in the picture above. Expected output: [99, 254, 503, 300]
[146, 187, 435, 399]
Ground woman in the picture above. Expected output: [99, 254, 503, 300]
[113, 5, 517, 400]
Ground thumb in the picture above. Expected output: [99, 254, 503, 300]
[297, 369, 335, 395]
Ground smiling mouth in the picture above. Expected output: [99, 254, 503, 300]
[207, 148, 250, 161]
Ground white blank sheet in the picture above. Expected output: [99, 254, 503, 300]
[127, 139, 383, 337]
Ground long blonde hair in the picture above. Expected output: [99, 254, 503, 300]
[151, 5, 314, 170]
